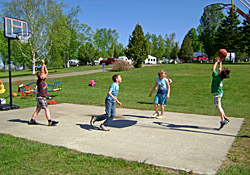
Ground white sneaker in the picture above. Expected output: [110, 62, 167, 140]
[151, 112, 159, 118]
[156, 115, 163, 119]
[100, 124, 110, 131]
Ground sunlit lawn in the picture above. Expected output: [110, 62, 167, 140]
[0, 63, 249, 174]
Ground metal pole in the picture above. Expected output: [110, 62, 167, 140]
[8, 38, 13, 108]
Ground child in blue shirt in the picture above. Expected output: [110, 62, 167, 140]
[90, 74, 122, 131]
[149, 70, 171, 118]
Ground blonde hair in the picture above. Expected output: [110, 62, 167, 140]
[158, 70, 167, 77]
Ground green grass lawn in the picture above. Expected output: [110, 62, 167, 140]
[0, 63, 249, 174]
[0, 64, 109, 79]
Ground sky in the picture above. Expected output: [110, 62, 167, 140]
[61, 0, 249, 47]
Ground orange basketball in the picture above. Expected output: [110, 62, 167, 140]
[218, 49, 228, 59]
[12, 93, 17, 97]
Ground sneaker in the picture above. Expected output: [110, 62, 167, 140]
[156, 115, 163, 119]
[28, 119, 38, 125]
[90, 115, 96, 126]
[219, 121, 225, 130]
[100, 124, 110, 131]
[219, 120, 228, 130]
[48, 120, 59, 126]
[151, 112, 159, 118]
[225, 117, 230, 123]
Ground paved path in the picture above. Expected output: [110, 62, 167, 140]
[0, 68, 111, 83]
[0, 103, 244, 174]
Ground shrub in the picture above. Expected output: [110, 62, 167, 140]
[112, 61, 131, 71]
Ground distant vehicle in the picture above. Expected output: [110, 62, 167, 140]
[69, 59, 80, 66]
[193, 55, 209, 63]
[100, 58, 121, 65]
[193, 52, 209, 63]
[35, 64, 42, 70]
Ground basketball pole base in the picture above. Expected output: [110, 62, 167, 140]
[0, 104, 20, 111]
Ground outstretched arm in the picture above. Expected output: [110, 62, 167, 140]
[212, 57, 220, 72]
[40, 60, 48, 79]
[218, 59, 222, 71]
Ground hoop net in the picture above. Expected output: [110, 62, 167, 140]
[204, 3, 231, 27]
[16, 32, 32, 44]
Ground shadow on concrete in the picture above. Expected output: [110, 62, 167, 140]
[76, 124, 99, 131]
[77, 119, 137, 131]
[123, 114, 152, 119]
[153, 122, 237, 137]
[8, 119, 47, 126]
[109, 119, 137, 128]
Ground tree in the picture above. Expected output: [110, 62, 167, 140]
[79, 24, 94, 44]
[215, 9, 242, 62]
[179, 34, 193, 61]
[241, 16, 250, 57]
[145, 32, 152, 55]
[65, 5, 82, 68]
[198, 4, 224, 60]
[48, 13, 71, 68]
[0, 29, 9, 72]
[170, 43, 179, 60]
[78, 42, 100, 65]
[164, 33, 176, 59]
[151, 34, 165, 60]
[125, 24, 148, 68]
[2, 0, 66, 74]
[157, 35, 166, 60]
[93, 28, 120, 58]
[187, 28, 202, 52]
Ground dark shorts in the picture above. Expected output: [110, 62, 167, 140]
[36, 96, 48, 109]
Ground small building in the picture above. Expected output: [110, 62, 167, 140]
[144, 55, 157, 64]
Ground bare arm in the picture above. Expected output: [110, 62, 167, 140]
[166, 81, 170, 98]
[108, 90, 122, 105]
[212, 57, 220, 72]
[149, 82, 158, 97]
[40, 60, 48, 79]
[166, 76, 172, 84]
[218, 59, 222, 70]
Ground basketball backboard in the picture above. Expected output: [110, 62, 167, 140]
[204, 0, 250, 22]
[4, 17, 29, 39]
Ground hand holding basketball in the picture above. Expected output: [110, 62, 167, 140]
[218, 49, 227, 59]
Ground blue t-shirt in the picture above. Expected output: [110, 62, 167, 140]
[106, 82, 119, 102]
[156, 77, 168, 94]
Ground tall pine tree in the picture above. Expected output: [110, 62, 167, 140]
[198, 4, 224, 60]
[215, 9, 242, 61]
[241, 17, 250, 57]
[179, 34, 193, 61]
[125, 24, 148, 68]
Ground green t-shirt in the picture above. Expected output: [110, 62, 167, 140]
[211, 71, 223, 94]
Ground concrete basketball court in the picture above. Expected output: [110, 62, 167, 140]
[0, 103, 244, 174]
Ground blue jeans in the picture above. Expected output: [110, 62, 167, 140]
[96, 98, 116, 126]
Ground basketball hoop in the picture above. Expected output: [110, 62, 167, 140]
[16, 32, 32, 44]
[204, 3, 231, 27]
